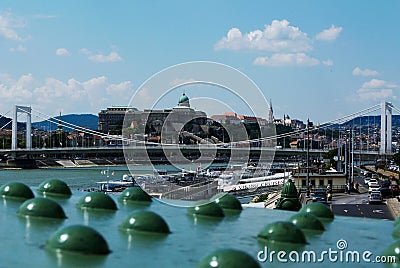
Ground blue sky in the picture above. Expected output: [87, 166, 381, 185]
[0, 1, 399, 124]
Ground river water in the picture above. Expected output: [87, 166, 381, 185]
[0, 164, 198, 191]
[0, 166, 395, 268]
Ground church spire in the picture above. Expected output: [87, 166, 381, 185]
[268, 99, 274, 123]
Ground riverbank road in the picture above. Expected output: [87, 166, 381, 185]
[331, 192, 395, 220]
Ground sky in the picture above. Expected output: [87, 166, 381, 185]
[0, 1, 399, 124]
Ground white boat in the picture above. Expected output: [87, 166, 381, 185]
[217, 171, 290, 194]
[97, 174, 136, 193]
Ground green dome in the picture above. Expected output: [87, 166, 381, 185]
[0, 182, 34, 200]
[17, 197, 66, 219]
[197, 249, 261, 268]
[258, 221, 307, 244]
[288, 212, 325, 231]
[118, 187, 152, 203]
[299, 202, 334, 220]
[119, 211, 170, 234]
[179, 93, 189, 103]
[382, 240, 400, 264]
[210, 193, 242, 211]
[45, 225, 110, 255]
[393, 224, 400, 239]
[395, 216, 400, 227]
[187, 201, 225, 218]
[37, 179, 72, 197]
[77, 192, 117, 211]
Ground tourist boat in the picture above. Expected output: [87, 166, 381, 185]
[217, 169, 291, 196]
[96, 174, 137, 193]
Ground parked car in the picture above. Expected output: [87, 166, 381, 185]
[312, 189, 328, 202]
[369, 191, 383, 204]
[377, 187, 393, 198]
[369, 183, 380, 194]
[368, 179, 379, 187]
[381, 180, 391, 188]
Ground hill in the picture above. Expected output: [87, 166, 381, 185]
[341, 115, 400, 128]
[32, 114, 98, 131]
[0, 116, 24, 130]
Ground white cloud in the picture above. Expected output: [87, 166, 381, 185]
[0, 73, 134, 115]
[32, 14, 58, 19]
[322, 59, 333, 66]
[215, 20, 312, 52]
[353, 79, 398, 102]
[352, 67, 379, 77]
[9, 44, 27, 52]
[356, 88, 393, 102]
[88, 51, 122, 63]
[55, 48, 70, 56]
[0, 12, 26, 41]
[79, 48, 91, 55]
[316, 25, 342, 41]
[106, 81, 133, 95]
[169, 78, 196, 87]
[253, 53, 319, 66]
[362, 79, 387, 89]
[0, 73, 35, 101]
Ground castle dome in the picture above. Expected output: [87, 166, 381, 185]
[178, 93, 190, 107]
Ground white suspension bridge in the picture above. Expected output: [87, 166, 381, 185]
[0, 101, 398, 167]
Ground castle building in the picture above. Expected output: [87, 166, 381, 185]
[99, 93, 207, 143]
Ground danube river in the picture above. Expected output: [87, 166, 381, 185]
[0, 164, 186, 191]
[0, 166, 395, 268]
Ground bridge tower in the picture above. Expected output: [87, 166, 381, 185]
[380, 101, 392, 155]
[11, 105, 32, 150]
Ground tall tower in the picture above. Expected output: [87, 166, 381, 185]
[12, 105, 32, 150]
[268, 99, 274, 123]
[57, 112, 63, 132]
[380, 101, 392, 155]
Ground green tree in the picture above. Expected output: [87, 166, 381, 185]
[393, 153, 400, 169]
[324, 148, 338, 169]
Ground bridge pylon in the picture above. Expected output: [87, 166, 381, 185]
[12, 105, 32, 150]
[380, 101, 392, 155]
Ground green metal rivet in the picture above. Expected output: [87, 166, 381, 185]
[382, 240, 400, 264]
[77, 192, 117, 210]
[119, 211, 170, 234]
[395, 216, 400, 227]
[45, 225, 110, 255]
[288, 212, 325, 231]
[0, 182, 34, 200]
[187, 201, 225, 218]
[17, 197, 66, 219]
[37, 179, 72, 197]
[258, 221, 307, 244]
[210, 193, 242, 211]
[197, 249, 261, 268]
[392, 224, 400, 239]
[118, 187, 152, 203]
[299, 202, 334, 220]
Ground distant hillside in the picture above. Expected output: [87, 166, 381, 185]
[342, 115, 400, 127]
[0, 116, 24, 130]
[32, 114, 98, 131]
